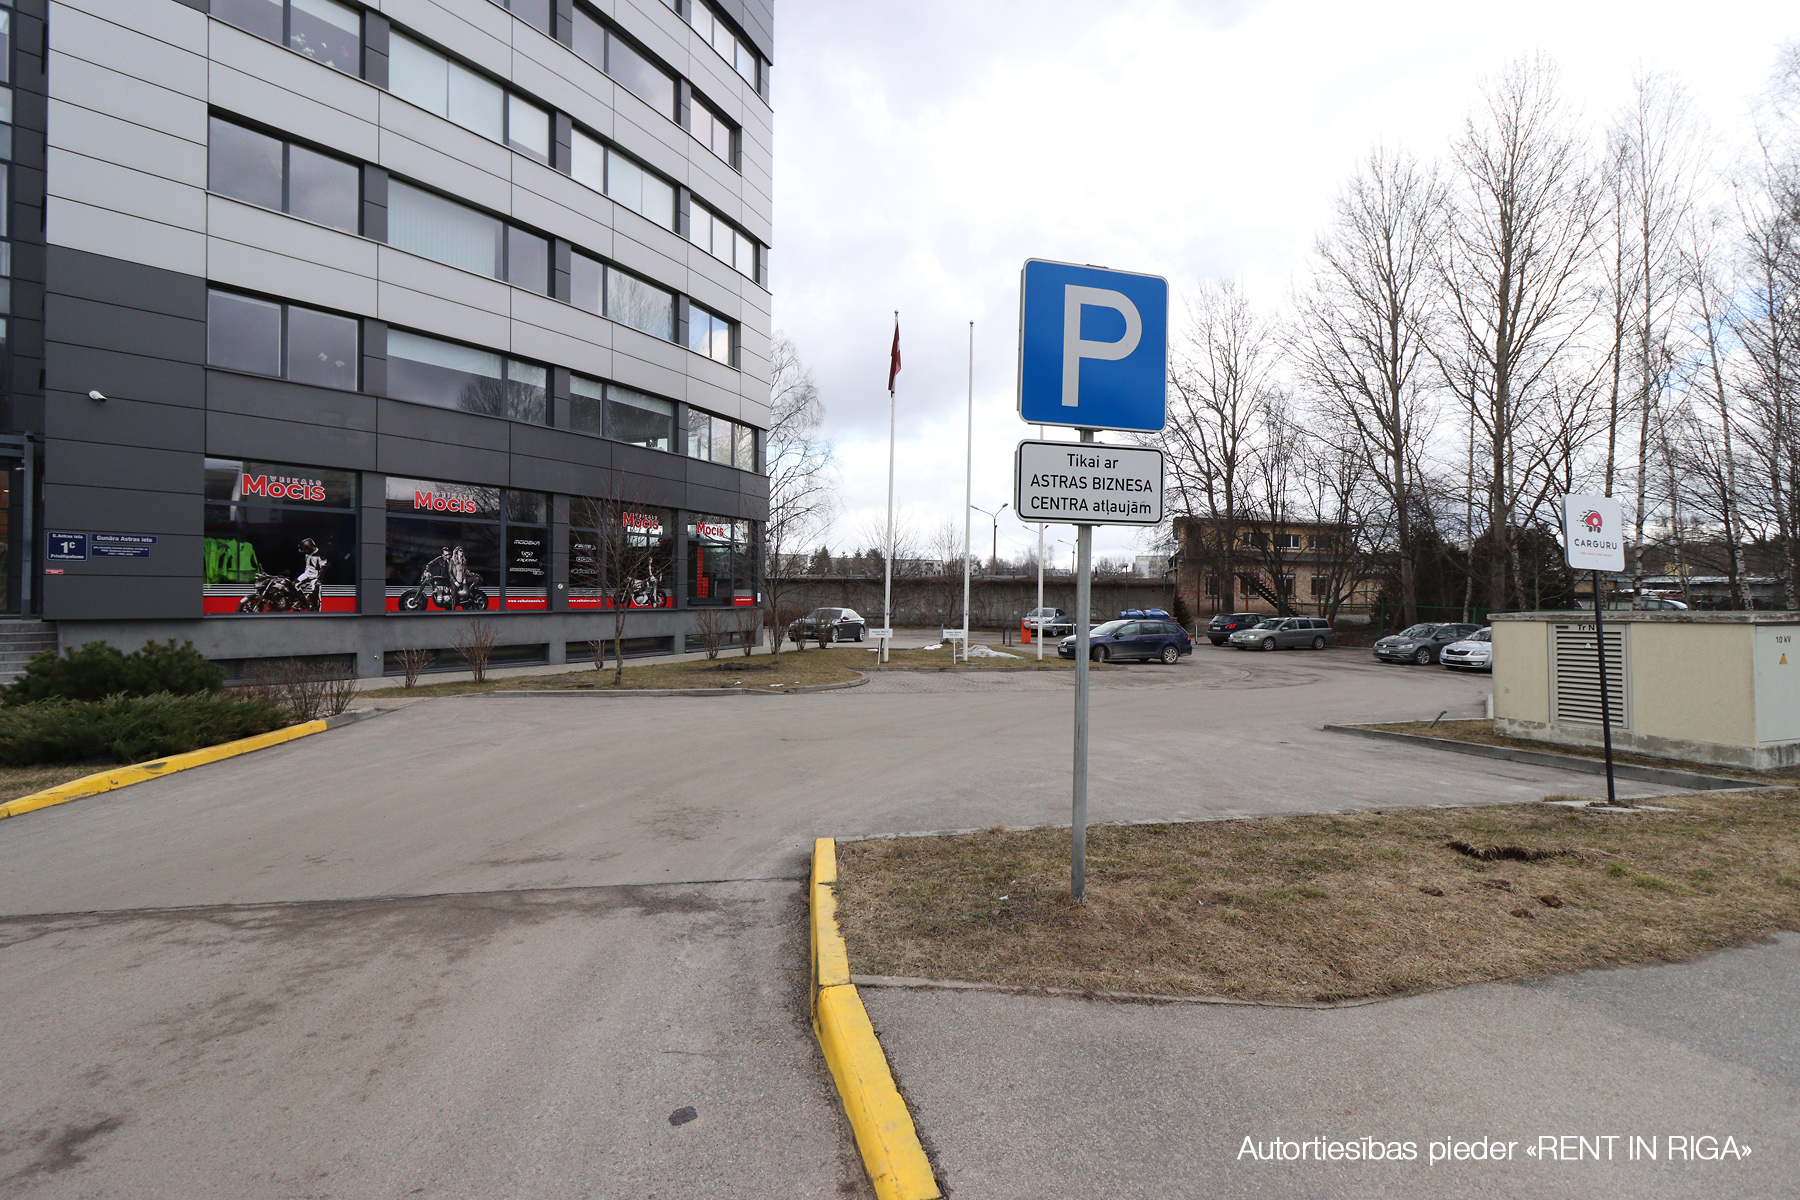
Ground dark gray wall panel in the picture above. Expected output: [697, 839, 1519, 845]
[508, 454, 609, 497]
[43, 441, 200, 493]
[614, 442, 685, 481]
[207, 370, 381, 433]
[509, 423, 614, 469]
[377, 434, 510, 485]
[47, 344, 206, 409]
[42, 483, 202, 535]
[206, 411, 380, 470]
[377, 398, 513, 456]
[48, 394, 205, 452]
[43, 573, 199, 621]
[48, 246, 207, 319]
[45, 294, 206, 364]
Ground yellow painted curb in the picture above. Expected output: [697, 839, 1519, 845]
[811, 837, 941, 1200]
[0, 720, 329, 821]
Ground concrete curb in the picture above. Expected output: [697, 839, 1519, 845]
[811, 838, 941, 1200]
[456, 676, 871, 699]
[0, 719, 330, 821]
[1324, 724, 1761, 792]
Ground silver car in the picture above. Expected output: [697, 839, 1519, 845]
[1440, 627, 1493, 671]
[1227, 616, 1335, 651]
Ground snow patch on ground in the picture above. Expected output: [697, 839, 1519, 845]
[967, 645, 1019, 659]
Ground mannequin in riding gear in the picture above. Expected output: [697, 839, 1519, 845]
[294, 538, 326, 608]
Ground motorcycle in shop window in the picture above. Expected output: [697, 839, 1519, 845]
[203, 459, 358, 614]
[384, 477, 549, 612]
[567, 499, 674, 609]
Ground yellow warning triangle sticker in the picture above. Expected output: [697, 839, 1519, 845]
[1784, 653, 1790, 665]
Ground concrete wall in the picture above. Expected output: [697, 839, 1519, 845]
[1492, 612, 1800, 770]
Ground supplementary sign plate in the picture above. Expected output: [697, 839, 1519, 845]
[1560, 494, 1624, 572]
[1015, 439, 1164, 526]
[868, 628, 894, 640]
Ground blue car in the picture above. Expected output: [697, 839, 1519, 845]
[1059, 617, 1193, 664]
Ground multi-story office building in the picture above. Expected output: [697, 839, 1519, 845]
[0, 0, 773, 676]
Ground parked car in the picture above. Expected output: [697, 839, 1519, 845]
[1206, 612, 1264, 645]
[1227, 616, 1335, 651]
[1024, 607, 1073, 638]
[787, 607, 867, 645]
[1440, 627, 1493, 671]
[1635, 596, 1689, 610]
[1057, 618, 1193, 663]
[1373, 622, 1483, 665]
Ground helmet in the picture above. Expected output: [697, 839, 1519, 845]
[299, 538, 318, 552]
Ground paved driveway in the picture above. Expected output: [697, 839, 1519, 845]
[0, 649, 1717, 1195]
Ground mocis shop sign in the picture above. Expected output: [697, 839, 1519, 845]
[412, 489, 483, 515]
[242, 473, 326, 502]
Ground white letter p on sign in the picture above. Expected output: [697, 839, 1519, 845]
[1062, 285, 1142, 408]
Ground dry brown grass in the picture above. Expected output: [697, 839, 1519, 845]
[0, 764, 98, 805]
[1368, 719, 1800, 784]
[834, 789, 1800, 1003]
[363, 651, 861, 697]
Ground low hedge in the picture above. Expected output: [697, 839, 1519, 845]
[0, 693, 292, 767]
[3, 639, 226, 705]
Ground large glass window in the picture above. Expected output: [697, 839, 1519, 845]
[567, 499, 674, 609]
[209, 116, 359, 233]
[390, 32, 506, 143]
[606, 144, 676, 230]
[506, 226, 548, 292]
[689, 97, 734, 167]
[688, 199, 760, 283]
[688, 514, 755, 607]
[388, 180, 504, 278]
[684, 0, 762, 92]
[606, 267, 674, 341]
[686, 303, 732, 366]
[204, 458, 358, 615]
[208, 289, 358, 389]
[569, 374, 603, 436]
[686, 408, 756, 470]
[603, 28, 676, 118]
[214, 0, 363, 76]
[568, 376, 675, 452]
[570, 250, 604, 316]
[384, 477, 548, 611]
[506, 93, 550, 162]
[387, 329, 547, 424]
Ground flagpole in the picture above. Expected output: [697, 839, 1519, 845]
[962, 321, 973, 663]
[883, 312, 897, 665]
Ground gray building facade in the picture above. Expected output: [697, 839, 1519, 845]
[0, 0, 775, 675]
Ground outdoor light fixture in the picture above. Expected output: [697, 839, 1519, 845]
[88, 390, 107, 401]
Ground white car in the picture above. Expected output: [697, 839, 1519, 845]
[1440, 627, 1492, 672]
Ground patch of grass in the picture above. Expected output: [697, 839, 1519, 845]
[0, 764, 99, 805]
[363, 650, 861, 697]
[1364, 719, 1800, 784]
[834, 789, 1800, 1003]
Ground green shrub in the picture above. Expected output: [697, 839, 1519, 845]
[3, 639, 225, 705]
[0, 693, 290, 766]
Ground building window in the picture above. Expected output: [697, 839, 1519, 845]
[213, 0, 363, 75]
[387, 329, 547, 423]
[605, 265, 675, 341]
[567, 499, 674, 609]
[689, 96, 736, 168]
[570, 8, 676, 120]
[686, 303, 733, 366]
[680, 0, 763, 93]
[1277, 574, 1296, 598]
[386, 181, 548, 291]
[686, 408, 755, 471]
[389, 31, 512, 143]
[1204, 574, 1218, 599]
[506, 94, 551, 162]
[499, 0, 550, 36]
[570, 375, 676, 451]
[208, 116, 360, 233]
[1309, 575, 1330, 600]
[385, 477, 548, 611]
[689, 201, 760, 283]
[207, 289, 359, 390]
[571, 131, 677, 231]
[1277, 533, 1302, 550]
[687, 515, 755, 607]
[204, 458, 359, 615]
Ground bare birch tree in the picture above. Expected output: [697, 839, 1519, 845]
[761, 334, 836, 663]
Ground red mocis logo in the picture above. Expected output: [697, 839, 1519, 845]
[1581, 509, 1604, 532]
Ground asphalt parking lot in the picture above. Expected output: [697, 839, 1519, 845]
[0, 646, 1742, 1197]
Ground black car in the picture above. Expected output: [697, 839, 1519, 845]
[1058, 619, 1193, 663]
[787, 607, 867, 645]
[1373, 622, 1483, 665]
[1206, 612, 1263, 646]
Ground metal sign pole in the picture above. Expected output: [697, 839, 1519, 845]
[1593, 568, 1619, 806]
[1036, 424, 1045, 662]
[1072, 430, 1094, 903]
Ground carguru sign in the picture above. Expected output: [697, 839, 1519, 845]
[1018, 259, 1168, 432]
[1561, 493, 1625, 572]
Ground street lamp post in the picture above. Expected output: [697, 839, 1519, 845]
[970, 503, 1009, 573]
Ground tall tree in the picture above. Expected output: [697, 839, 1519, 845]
[1291, 146, 1444, 627]
[761, 334, 837, 662]
[1435, 57, 1599, 609]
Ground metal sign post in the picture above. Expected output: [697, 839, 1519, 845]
[1016, 259, 1168, 903]
[1561, 494, 1626, 807]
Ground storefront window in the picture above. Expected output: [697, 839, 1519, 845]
[384, 476, 548, 611]
[568, 499, 674, 608]
[687, 514, 754, 607]
[203, 459, 358, 614]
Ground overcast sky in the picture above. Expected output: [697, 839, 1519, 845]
[767, 1, 1799, 567]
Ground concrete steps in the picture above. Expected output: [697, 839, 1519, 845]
[0, 620, 59, 685]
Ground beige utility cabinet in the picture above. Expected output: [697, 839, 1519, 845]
[1491, 612, 1800, 770]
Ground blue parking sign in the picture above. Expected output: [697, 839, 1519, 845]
[1017, 259, 1168, 432]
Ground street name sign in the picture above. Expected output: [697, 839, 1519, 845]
[1561, 494, 1625, 572]
[1014, 440, 1164, 526]
[1017, 259, 1168, 432]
